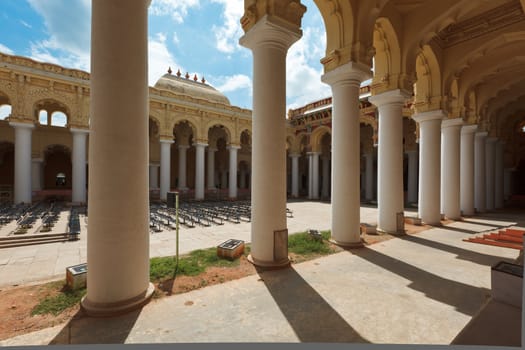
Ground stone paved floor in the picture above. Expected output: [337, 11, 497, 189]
[0, 202, 522, 346]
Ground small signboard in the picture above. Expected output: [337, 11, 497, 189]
[66, 263, 87, 290]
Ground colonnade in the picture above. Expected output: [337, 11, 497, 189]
[155, 139, 243, 201]
[8, 122, 88, 205]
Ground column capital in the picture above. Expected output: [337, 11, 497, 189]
[178, 144, 190, 150]
[208, 147, 218, 152]
[227, 144, 241, 150]
[475, 131, 488, 138]
[289, 153, 300, 158]
[193, 142, 208, 148]
[369, 89, 411, 108]
[239, 15, 302, 52]
[461, 124, 478, 134]
[70, 127, 90, 134]
[149, 162, 160, 167]
[306, 151, 321, 156]
[412, 109, 446, 124]
[441, 118, 463, 129]
[321, 61, 371, 88]
[486, 137, 498, 144]
[32, 157, 44, 163]
[160, 138, 174, 144]
[9, 121, 34, 130]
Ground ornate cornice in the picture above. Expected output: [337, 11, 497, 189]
[435, 0, 525, 49]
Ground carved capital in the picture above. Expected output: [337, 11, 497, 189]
[241, 0, 306, 34]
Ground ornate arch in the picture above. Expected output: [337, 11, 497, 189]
[413, 44, 442, 113]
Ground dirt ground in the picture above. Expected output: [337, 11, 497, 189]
[0, 222, 430, 341]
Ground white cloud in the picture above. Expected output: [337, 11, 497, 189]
[20, 20, 32, 29]
[26, 0, 91, 71]
[149, 0, 200, 23]
[210, 0, 244, 54]
[213, 74, 252, 93]
[172, 32, 180, 45]
[149, 32, 182, 86]
[0, 43, 14, 55]
[286, 27, 330, 111]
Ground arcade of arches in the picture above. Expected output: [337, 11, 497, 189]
[0, 0, 524, 316]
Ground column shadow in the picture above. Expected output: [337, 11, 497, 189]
[437, 225, 486, 235]
[256, 266, 369, 343]
[350, 247, 491, 316]
[458, 219, 513, 230]
[399, 235, 517, 266]
[49, 308, 142, 345]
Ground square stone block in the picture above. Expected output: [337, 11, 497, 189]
[66, 263, 87, 290]
[217, 239, 245, 261]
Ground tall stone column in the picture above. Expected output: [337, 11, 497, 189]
[71, 128, 89, 204]
[149, 164, 159, 189]
[32, 158, 43, 191]
[412, 110, 444, 225]
[495, 141, 504, 209]
[364, 153, 375, 202]
[504, 168, 514, 200]
[441, 118, 462, 220]
[194, 142, 207, 200]
[307, 152, 313, 199]
[239, 168, 246, 189]
[159, 139, 173, 201]
[290, 153, 300, 198]
[369, 90, 410, 233]
[178, 144, 189, 190]
[239, 13, 303, 266]
[406, 150, 418, 204]
[321, 155, 330, 199]
[312, 151, 320, 199]
[220, 170, 228, 189]
[82, 0, 153, 316]
[460, 124, 477, 216]
[322, 62, 371, 246]
[474, 131, 488, 213]
[485, 137, 497, 211]
[228, 145, 240, 199]
[10, 122, 34, 204]
[207, 147, 216, 189]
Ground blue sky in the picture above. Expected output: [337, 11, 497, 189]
[0, 0, 331, 112]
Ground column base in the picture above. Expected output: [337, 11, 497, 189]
[329, 238, 365, 248]
[247, 254, 290, 269]
[80, 283, 155, 317]
[376, 228, 406, 236]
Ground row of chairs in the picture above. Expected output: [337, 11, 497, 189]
[68, 207, 82, 239]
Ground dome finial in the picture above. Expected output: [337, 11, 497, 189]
[193, 74, 198, 82]
[201, 76, 206, 84]
[167, 66, 172, 75]
[185, 72, 190, 79]
[176, 69, 181, 77]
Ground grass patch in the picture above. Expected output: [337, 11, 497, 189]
[288, 230, 333, 255]
[31, 286, 86, 316]
[150, 247, 240, 282]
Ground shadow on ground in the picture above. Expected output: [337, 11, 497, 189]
[399, 234, 517, 266]
[49, 308, 142, 344]
[256, 266, 369, 343]
[350, 247, 492, 316]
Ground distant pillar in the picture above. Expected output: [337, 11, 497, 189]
[71, 128, 89, 204]
[159, 139, 173, 200]
[149, 164, 159, 189]
[474, 132, 488, 213]
[322, 62, 371, 246]
[194, 142, 207, 200]
[290, 153, 300, 198]
[485, 137, 497, 211]
[460, 125, 477, 216]
[495, 140, 504, 209]
[228, 145, 240, 199]
[412, 110, 444, 225]
[312, 152, 320, 199]
[81, 0, 153, 316]
[239, 168, 246, 189]
[178, 145, 189, 190]
[10, 122, 34, 204]
[32, 158, 43, 191]
[370, 90, 410, 233]
[207, 147, 217, 190]
[321, 155, 330, 199]
[441, 118, 462, 220]
[364, 153, 374, 202]
[406, 150, 418, 204]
